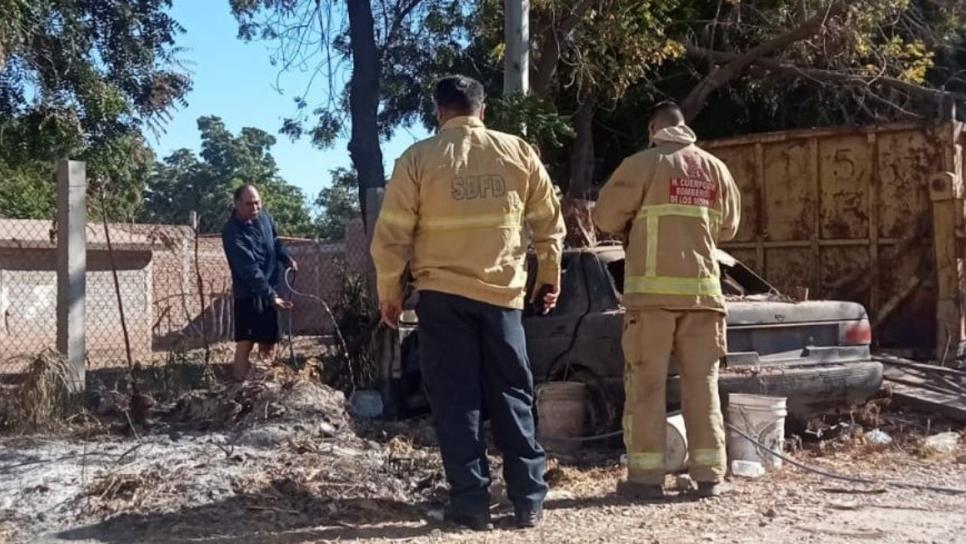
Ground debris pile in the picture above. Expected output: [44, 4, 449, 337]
[0, 351, 72, 433]
[164, 372, 348, 431]
[877, 354, 966, 422]
[1, 368, 451, 543]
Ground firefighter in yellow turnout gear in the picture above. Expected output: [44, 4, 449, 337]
[593, 101, 741, 499]
[371, 76, 565, 531]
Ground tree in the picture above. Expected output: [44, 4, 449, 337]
[403, 1, 683, 197]
[677, 1, 966, 123]
[143, 116, 315, 236]
[531, 0, 683, 197]
[229, 0, 469, 218]
[345, 0, 384, 218]
[315, 167, 360, 241]
[0, 158, 54, 219]
[0, 0, 192, 219]
[455, 1, 966, 187]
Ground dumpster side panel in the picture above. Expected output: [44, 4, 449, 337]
[704, 123, 953, 356]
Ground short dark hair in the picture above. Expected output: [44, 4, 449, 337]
[433, 75, 485, 116]
[650, 100, 685, 126]
[233, 184, 257, 202]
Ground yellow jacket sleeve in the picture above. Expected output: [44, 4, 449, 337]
[717, 164, 741, 242]
[370, 152, 419, 305]
[525, 146, 566, 290]
[593, 157, 648, 235]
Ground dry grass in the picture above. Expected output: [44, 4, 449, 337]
[80, 471, 166, 516]
[1, 350, 74, 433]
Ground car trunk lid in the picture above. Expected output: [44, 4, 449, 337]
[725, 299, 871, 365]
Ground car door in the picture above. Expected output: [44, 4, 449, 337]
[524, 253, 586, 381]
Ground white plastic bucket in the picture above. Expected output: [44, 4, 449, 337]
[618, 414, 688, 473]
[665, 412, 688, 473]
[536, 382, 588, 453]
[726, 394, 787, 470]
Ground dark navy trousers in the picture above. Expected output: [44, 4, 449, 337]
[416, 290, 548, 515]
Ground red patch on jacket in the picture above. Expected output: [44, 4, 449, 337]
[669, 154, 716, 207]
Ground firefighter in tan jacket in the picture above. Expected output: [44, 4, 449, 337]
[371, 76, 565, 531]
[593, 101, 740, 499]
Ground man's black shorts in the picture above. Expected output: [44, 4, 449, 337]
[234, 297, 280, 344]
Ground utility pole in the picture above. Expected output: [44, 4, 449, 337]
[504, 0, 529, 96]
[56, 160, 86, 394]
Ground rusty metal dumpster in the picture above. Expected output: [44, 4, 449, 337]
[703, 122, 965, 360]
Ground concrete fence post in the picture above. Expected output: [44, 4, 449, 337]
[56, 160, 86, 393]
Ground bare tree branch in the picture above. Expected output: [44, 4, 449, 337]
[681, 2, 844, 121]
[382, 0, 422, 51]
[688, 47, 966, 104]
[531, 0, 593, 96]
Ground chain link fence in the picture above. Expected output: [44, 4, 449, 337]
[0, 217, 60, 374]
[0, 206, 373, 380]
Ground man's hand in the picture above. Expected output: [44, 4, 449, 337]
[380, 300, 402, 329]
[273, 296, 293, 310]
[288, 258, 299, 272]
[531, 284, 559, 315]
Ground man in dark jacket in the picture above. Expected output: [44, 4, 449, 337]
[222, 184, 297, 380]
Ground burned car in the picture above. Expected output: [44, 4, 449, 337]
[380, 245, 883, 428]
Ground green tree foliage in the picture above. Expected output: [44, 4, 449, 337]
[423, 0, 966, 197]
[0, 0, 191, 219]
[0, 158, 54, 219]
[672, 1, 966, 127]
[229, 1, 471, 212]
[230, 0, 469, 143]
[314, 168, 360, 241]
[143, 116, 314, 236]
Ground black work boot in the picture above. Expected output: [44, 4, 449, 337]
[697, 481, 731, 498]
[514, 504, 543, 529]
[444, 509, 494, 531]
[617, 479, 666, 500]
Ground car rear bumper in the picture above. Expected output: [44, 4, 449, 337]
[716, 360, 883, 418]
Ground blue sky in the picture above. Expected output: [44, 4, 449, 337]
[155, 0, 430, 201]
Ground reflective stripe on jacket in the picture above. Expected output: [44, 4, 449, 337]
[593, 125, 740, 312]
[371, 116, 566, 310]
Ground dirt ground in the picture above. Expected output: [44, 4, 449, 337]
[2, 368, 966, 544]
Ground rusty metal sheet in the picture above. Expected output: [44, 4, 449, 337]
[821, 247, 870, 303]
[876, 130, 937, 238]
[763, 140, 815, 241]
[877, 244, 934, 349]
[819, 135, 871, 240]
[708, 146, 758, 243]
[704, 122, 961, 355]
[765, 248, 815, 294]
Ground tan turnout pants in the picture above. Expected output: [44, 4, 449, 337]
[622, 309, 727, 485]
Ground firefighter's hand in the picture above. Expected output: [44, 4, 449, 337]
[273, 296, 293, 310]
[531, 284, 559, 314]
[380, 300, 402, 329]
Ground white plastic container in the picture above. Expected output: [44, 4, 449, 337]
[726, 394, 787, 470]
[619, 413, 689, 474]
[665, 412, 688, 473]
[731, 459, 765, 478]
[536, 382, 588, 453]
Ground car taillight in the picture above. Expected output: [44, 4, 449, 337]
[840, 320, 872, 346]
